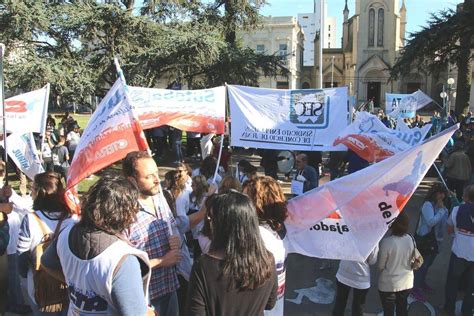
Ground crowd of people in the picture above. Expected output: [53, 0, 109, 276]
[0, 145, 471, 316]
[0, 108, 473, 316]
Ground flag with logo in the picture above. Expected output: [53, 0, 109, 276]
[385, 90, 433, 119]
[333, 111, 432, 162]
[284, 124, 457, 261]
[228, 85, 349, 151]
[2, 85, 49, 134]
[65, 79, 149, 212]
[129, 86, 226, 133]
[3, 132, 44, 180]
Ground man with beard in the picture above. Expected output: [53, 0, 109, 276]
[123, 151, 208, 316]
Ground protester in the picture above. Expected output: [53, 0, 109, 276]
[66, 123, 81, 162]
[292, 153, 318, 195]
[170, 127, 184, 163]
[188, 175, 210, 258]
[0, 204, 9, 255]
[328, 151, 347, 181]
[185, 191, 277, 315]
[192, 156, 222, 185]
[17, 172, 73, 315]
[151, 126, 169, 159]
[186, 131, 201, 160]
[411, 183, 448, 301]
[211, 135, 231, 173]
[377, 212, 414, 316]
[176, 163, 193, 192]
[123, 151, 213, 316]
[51, 136, 70, 182]
[1, 161, 33, 314]
[259, 149, 280, 180]
[41, 130, 55, 172]
[445, 141, 471, 200]
[242, 176, 287, 316]
[332, 245, 379, 316]
[41, 174, 151, 315]
[218, 175, 242, 193]
[443, 185, 474, 315]
[237, 159, 257, 184]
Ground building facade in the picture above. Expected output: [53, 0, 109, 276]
[240, 16, 305, 89]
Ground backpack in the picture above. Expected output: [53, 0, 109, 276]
[51, 146, 61, 166]
[31, 213, 69, 312]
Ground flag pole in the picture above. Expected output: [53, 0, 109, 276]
[0, 43, 8, 185]
[113, 57, 150, 155]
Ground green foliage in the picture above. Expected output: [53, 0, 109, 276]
[0, 0, 287, 108]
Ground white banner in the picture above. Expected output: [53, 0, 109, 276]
[5, 132, 44, 180]
[385, 90, 433, 118]
[3, 85, 49, 134]
[228, 85, 349, 151]
[129, 86, 226, 133]
[333, 111, 432, 162]
[285, 124, 457, 261]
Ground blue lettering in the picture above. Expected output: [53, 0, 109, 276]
[204, 91, 215, 103]
[69, 285, 107, 312]
[13, 149, 29, 169]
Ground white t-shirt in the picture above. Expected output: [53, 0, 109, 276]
[3, 187, 33, 255]
[66, 131, 81, 151]
[260, 226, 286, 316]
[448, 205, 474, 261]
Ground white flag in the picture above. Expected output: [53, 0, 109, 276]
[5, 132, 44, 180]
[284, 124, 457, 261]
[2, 85, 50, 134]
[333, 111, 432, 162]
[386, 90, 433, 119]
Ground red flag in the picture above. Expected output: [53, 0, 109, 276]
[65, 79, 149, 213]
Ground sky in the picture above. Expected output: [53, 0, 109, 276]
[259, 0, 464, 48]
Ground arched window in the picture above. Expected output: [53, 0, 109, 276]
[368, 8, 375, 47]
[377, 8, 384, 47]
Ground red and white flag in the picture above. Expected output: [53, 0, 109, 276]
[333, 111, 431, 162]
[285, 124, 457, 261]
[129, 86, 226, 133]
[65, 79, 149, 212]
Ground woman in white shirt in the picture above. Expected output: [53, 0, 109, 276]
[377, 212, 414, 316]
[17, 172, 73, 315]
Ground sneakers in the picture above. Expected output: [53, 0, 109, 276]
[410, 287, 426, 302]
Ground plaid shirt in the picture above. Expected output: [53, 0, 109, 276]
[127, 195, 179, 300]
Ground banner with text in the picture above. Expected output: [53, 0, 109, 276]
[5, 132, 44, 180]
[67, 79, 149, 190]
[385, 90, 433, 118]
[3, 85, 49, 134]
[129, 86, 226, 134]
[228, 85, 349, 151]
[285, 124, 457, 261]
[333, 111, 432, 162]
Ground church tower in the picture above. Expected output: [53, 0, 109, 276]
[399, 0, 407, 46]
[353, 0, 403, 106]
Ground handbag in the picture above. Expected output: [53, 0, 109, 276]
[409, 234, 424, 270]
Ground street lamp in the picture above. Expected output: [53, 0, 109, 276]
[439, 77, 456, 121]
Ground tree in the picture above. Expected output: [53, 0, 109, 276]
[0, 0, 287, 108]
[390, 0, 474, 115]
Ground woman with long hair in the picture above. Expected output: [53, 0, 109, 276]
[411, 183, 448, 301]
[242, 176, 287, 316]
[185, 191, 277, 315]
[378, 212, 414, 316]
[218, 175, 242, 193]
[188, 175, 209, 257]
[17, 172, 72, 315]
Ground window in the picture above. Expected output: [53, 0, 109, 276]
[279, 44, 288, 58]
[368, 8, 375, 47]
[256, 44, 265, 53]
[377, 8, 384, 47]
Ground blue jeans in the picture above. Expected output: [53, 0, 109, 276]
[444, 253, 474, 316]
[8, 253, 26, 308]
[414, 252, 437, 288]
[151, 291, 179, 316]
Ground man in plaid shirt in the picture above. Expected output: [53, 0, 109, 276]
[123, 151, 183, 316]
